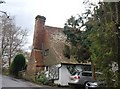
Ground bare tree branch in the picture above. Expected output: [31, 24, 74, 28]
[1, 15, 28, 67]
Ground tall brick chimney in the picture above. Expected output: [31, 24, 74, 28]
[27, 15, 46, 75]
[33, 15, 46, 49]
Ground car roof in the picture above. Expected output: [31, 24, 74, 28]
[81, 71, 92, 73]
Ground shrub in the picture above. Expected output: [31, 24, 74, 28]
[9, 54, 26, 77]
[36, 72, 49, 85]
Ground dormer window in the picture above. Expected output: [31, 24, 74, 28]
[44, 49, 49, 56]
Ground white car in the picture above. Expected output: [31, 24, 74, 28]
[68, 71, 94, 88]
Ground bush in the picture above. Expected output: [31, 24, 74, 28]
[36, 72, 49, 85]
[9, 54, 26, 77]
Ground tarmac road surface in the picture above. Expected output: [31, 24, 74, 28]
[1, 75, 70, 89]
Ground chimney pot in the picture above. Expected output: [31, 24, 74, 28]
[35, 15, 46, 22]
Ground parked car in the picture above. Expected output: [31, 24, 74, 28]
[68, 71, 101, 89]
[85, 81, 105, 89]
[85, 81, 98, 89]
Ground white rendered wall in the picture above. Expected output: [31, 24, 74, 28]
[54, 64, 71, 86]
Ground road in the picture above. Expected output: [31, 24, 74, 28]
[1, 75, 70, 89]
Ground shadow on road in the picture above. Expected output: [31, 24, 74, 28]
[2, 87, 71, 89]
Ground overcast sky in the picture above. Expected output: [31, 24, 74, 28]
[1, 0, 99, 51]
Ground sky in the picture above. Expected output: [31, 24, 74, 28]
[1, 0, 99, 51]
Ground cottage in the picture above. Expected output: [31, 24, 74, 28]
[27, 15, 68, 75]
[27, 15, 91, 86]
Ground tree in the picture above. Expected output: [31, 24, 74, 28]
[63, 0, 119, 87]
[88, 2, 120, 86]
[1, 15, 28, 68]
[63, 15, 91, 63]
[10, 54, 26, 77]
[115, 2, 120, 87]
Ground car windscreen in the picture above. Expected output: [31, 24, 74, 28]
[71, 71, 80, 76]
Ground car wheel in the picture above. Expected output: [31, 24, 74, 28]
[84, 81, 89, 89]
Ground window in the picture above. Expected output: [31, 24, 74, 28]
[82, 72, 92, 76]
[44, 49, 49, 56]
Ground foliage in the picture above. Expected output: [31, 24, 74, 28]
[63, 1, 119, 87]
[63, 45, 70, 59]
[74, 47, 91, 62]
[36, 72, 49, 85]
[83, 2, 118, 86]
[10, 54, 26, 77]
[86, 2, 118, 86]
[63, 15, 91, 62]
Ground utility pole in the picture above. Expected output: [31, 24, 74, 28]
[115, 1, 120, 87]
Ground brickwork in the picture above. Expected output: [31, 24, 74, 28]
[27, 15, 46, 74]
[33, 15, 46, 50]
